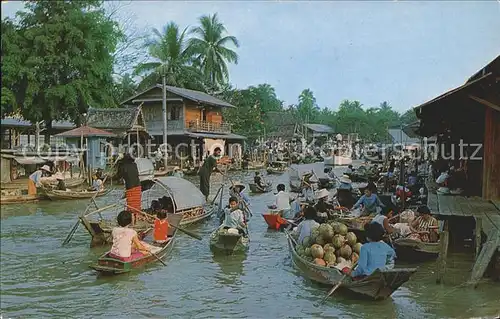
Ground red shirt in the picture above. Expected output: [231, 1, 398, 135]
[154, 219, 169, 241]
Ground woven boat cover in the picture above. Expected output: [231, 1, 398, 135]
[153, 177, 206, 211]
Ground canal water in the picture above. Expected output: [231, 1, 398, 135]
[1, 162, 499, 318]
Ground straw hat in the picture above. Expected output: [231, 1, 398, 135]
[315, 188, 330, 199]
[41, 165, 51, 172]
[339, 175, 352, 184]
[54, 172, 64, 180]
[229, 181, 246, 191]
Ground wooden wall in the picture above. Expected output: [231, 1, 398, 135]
[482, 107, 500, 200]
[184, 100, 223, 126]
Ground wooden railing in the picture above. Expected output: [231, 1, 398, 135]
[187, 120, 231, 133]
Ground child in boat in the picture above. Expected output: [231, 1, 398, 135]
[352, 186, 385, 216]
[109, 210, 150, 261]
[294, 206, 319, 245]
[344, 223, 396, 278]
[222, 196, 247, 235]
[153, 210, 170, 244]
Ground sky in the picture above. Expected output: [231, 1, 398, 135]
[2, 1, 500, 113]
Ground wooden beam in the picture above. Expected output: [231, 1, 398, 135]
[469, 95, 500, 112]
[132, 98, 182, 103]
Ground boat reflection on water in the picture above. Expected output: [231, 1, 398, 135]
[212, 254, 246, 285]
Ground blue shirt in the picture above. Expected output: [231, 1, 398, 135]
[353, 194, 385, 213]
[351, 241, 396, 277]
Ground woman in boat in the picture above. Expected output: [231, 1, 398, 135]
[109, 210, 151, 261]
[55, 173, 67, 191]
[229, 181, 251, 221]
[28, 165, 51, 195]
[116, 153, 141, 222]
[408, 205, 439, 242]
[90, 174, 104, 191]
[153, 210, 170, 244]
[253, 171, 267, 190]
[314, 189, 335, 221]
[199, 147, 221, 201]
[301, 172, 315, 202]
[344, 222, 396, 278]
[294, 206, 319, 245]
[371, 206, 396, 234]
[221, 196, 247, 235]
[336, 175, 356, 209]
[172, 166, 184, 178]
[352, 186, 385, 216]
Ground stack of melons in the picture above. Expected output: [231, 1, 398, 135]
[295, 222, 362, 268]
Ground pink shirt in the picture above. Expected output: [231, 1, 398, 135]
[110, 227, 137, 258]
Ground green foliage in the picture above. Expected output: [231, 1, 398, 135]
[188, 13, 239, 89]
[114, 73, 138, 104]
[134, 22, 203, 91]
[2, 0, 121, 140]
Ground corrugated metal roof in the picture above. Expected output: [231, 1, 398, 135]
[388, 128, 420, 144]
[0, 118, 75, 129]
[303, 123, 334, 133]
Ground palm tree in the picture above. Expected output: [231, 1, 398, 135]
[188, 13, 239, 88]
[134, 22, 202, 90]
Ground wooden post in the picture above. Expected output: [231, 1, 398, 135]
[474, 217, 482, 259]
[436, 229, 449, 284]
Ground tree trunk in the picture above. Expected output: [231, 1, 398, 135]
[44, 120, 52, 147]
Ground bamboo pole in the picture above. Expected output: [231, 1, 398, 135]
[436, 229, 449, 284]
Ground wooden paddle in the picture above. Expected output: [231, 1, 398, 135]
[320, 261, 359, 304]
[129, 206, 202, 241]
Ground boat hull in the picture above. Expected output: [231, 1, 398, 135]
[286, 232, 416, 300]
[209, 228, 249, 255]
[45, 189, 111, 200]
[393, 237, 440, 261]
[266, 168, 286, 175]
[0, 194, 40, 204]
[262, 213, 288, 230]
[248, 183, 272, 193]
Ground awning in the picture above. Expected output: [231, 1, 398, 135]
[14, 157, 47, 165]
[415, 72, 492, 112]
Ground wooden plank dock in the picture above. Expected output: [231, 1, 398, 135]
[425, 181, 500, 285]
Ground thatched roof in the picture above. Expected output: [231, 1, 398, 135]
[86, 106, 145, 136]
[55, 125, 116, 138]
[265, 111, 300, 139]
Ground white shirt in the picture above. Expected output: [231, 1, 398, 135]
[275, 191, 292, 210]
[110, 227, 137, 258]
[223, 209, 245, 229]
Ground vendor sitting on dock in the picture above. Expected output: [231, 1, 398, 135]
[352, 186, 385, 216]
[28, 165, 51, 195]
[294, 206, 319, 245]
[408, 205, 439, 243]
[116, 153, 141, 223]
[344, 223, 396, 278]
[221, 196, 247, 235]
[109, 210, 152, 261]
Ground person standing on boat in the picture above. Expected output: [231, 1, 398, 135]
[198, 147, 221, 201]
[344, 223, 396, 278]
[116, 153, 142, 222]
[28, 165, 51, 195]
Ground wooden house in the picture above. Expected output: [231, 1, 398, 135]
[414, 54, 500, 285]
[120, 85, 246, 163]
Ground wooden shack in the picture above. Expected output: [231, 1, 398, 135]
[415, 54, 500, 285]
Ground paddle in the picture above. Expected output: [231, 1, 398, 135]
[319, 260, 359, 304]
[62, 166, 113, 246]
[129, 206, 203, 241]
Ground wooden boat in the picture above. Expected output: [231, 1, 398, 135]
[79, 177, 216, 247]
[89, 213, 182, 275]
[266, 161, 288, 175]
[393, 237, 440, 261]
[1, 177, 85, 190]
[262, 211, 298, 230]
[43, 188, 111, 200]
[248, 183, 272, 193]
[0, 194, 41, 205]
[286, 232, 417, 300]
[209, 227, 249, 255]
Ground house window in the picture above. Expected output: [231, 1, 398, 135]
[168, 104, 182, 120]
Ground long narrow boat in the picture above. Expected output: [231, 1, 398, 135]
[248, 183, 272, 193]
[89, 214, 182, 275]
[79, 177, 216, 247]
[43, 188, 111, 200]
[266, 161, 288, 175]
[209, 227, 249, 255]
[286, 232, 417, 300]
[393, 237, 440, 261]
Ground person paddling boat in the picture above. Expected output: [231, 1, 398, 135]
[199, 147, 222, 201]
[28, 165, 51, 195]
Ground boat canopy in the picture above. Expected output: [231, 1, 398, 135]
[150, 177, 206, 211]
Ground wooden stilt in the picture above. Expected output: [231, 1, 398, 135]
[469, 230, 500, 287]
[436, 229, 449, 284]
[474, 217, 482, 259]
